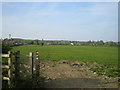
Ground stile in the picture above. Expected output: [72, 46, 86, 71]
[36, 51, 40, 82]
[2, 50, 39, 88]
[15, 51, 20, 82]
[1, 54, 9, 57]
[29, 52, 34, 79]
[3, 77, 10, 80]
[2, 65, 9, 69]
[8, 51, 13, 88]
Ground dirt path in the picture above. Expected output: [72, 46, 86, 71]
[40, 60, 118, 88]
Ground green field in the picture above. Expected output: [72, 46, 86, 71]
[11, 45, 118, 67]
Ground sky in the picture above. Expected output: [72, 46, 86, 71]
[1, 2, 118, 41]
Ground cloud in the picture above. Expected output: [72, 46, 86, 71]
[2, 0, 119, 2]
[2, 2, 118, 41]
[88, 2, 118, 16]
[0, 3, 2, 38]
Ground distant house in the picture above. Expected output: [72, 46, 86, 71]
[13, 42, 23, 45]
[3, 41, 24, 45]
[46, 42, 52, 45]
[70, 43, 74, 46]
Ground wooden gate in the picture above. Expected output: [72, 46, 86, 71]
[1, 51, 40, 88]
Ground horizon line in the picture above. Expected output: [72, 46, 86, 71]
[1, 37, 119, 42]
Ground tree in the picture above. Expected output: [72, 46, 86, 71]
[35, 40, 39, 45]
[99, 40, 104, 45]
[29, 41, 34, 45]
[107, 41, 117, 46]
[96, 40, 104, 45]
[2, 43, 11, 54]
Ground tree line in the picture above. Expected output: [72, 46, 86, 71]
[1, 38, 119, 54]
[2, 38, 120, 46]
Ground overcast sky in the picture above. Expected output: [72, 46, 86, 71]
[2, 2, 118, 41]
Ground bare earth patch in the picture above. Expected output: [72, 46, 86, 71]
[40, 60, 118, 88]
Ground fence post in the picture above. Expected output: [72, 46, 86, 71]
[8, 51, 12, 88]
[29, 52, 33, 79]
[15, 51, 20, 83]
[36, 51, 40, 82]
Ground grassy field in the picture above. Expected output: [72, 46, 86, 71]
[2, 45, 119, 88]
[11, 45, 118, 67]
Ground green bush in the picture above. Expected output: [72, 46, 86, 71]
[2, 43, 12, 54]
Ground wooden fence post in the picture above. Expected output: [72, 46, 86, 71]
[8, 51, 12, 88]
[15, 51, 20, 83]
[36, 51, 40, 82]
[29, 52, 33, 79]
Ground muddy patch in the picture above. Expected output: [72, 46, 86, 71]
[40, 60, 118, 88]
